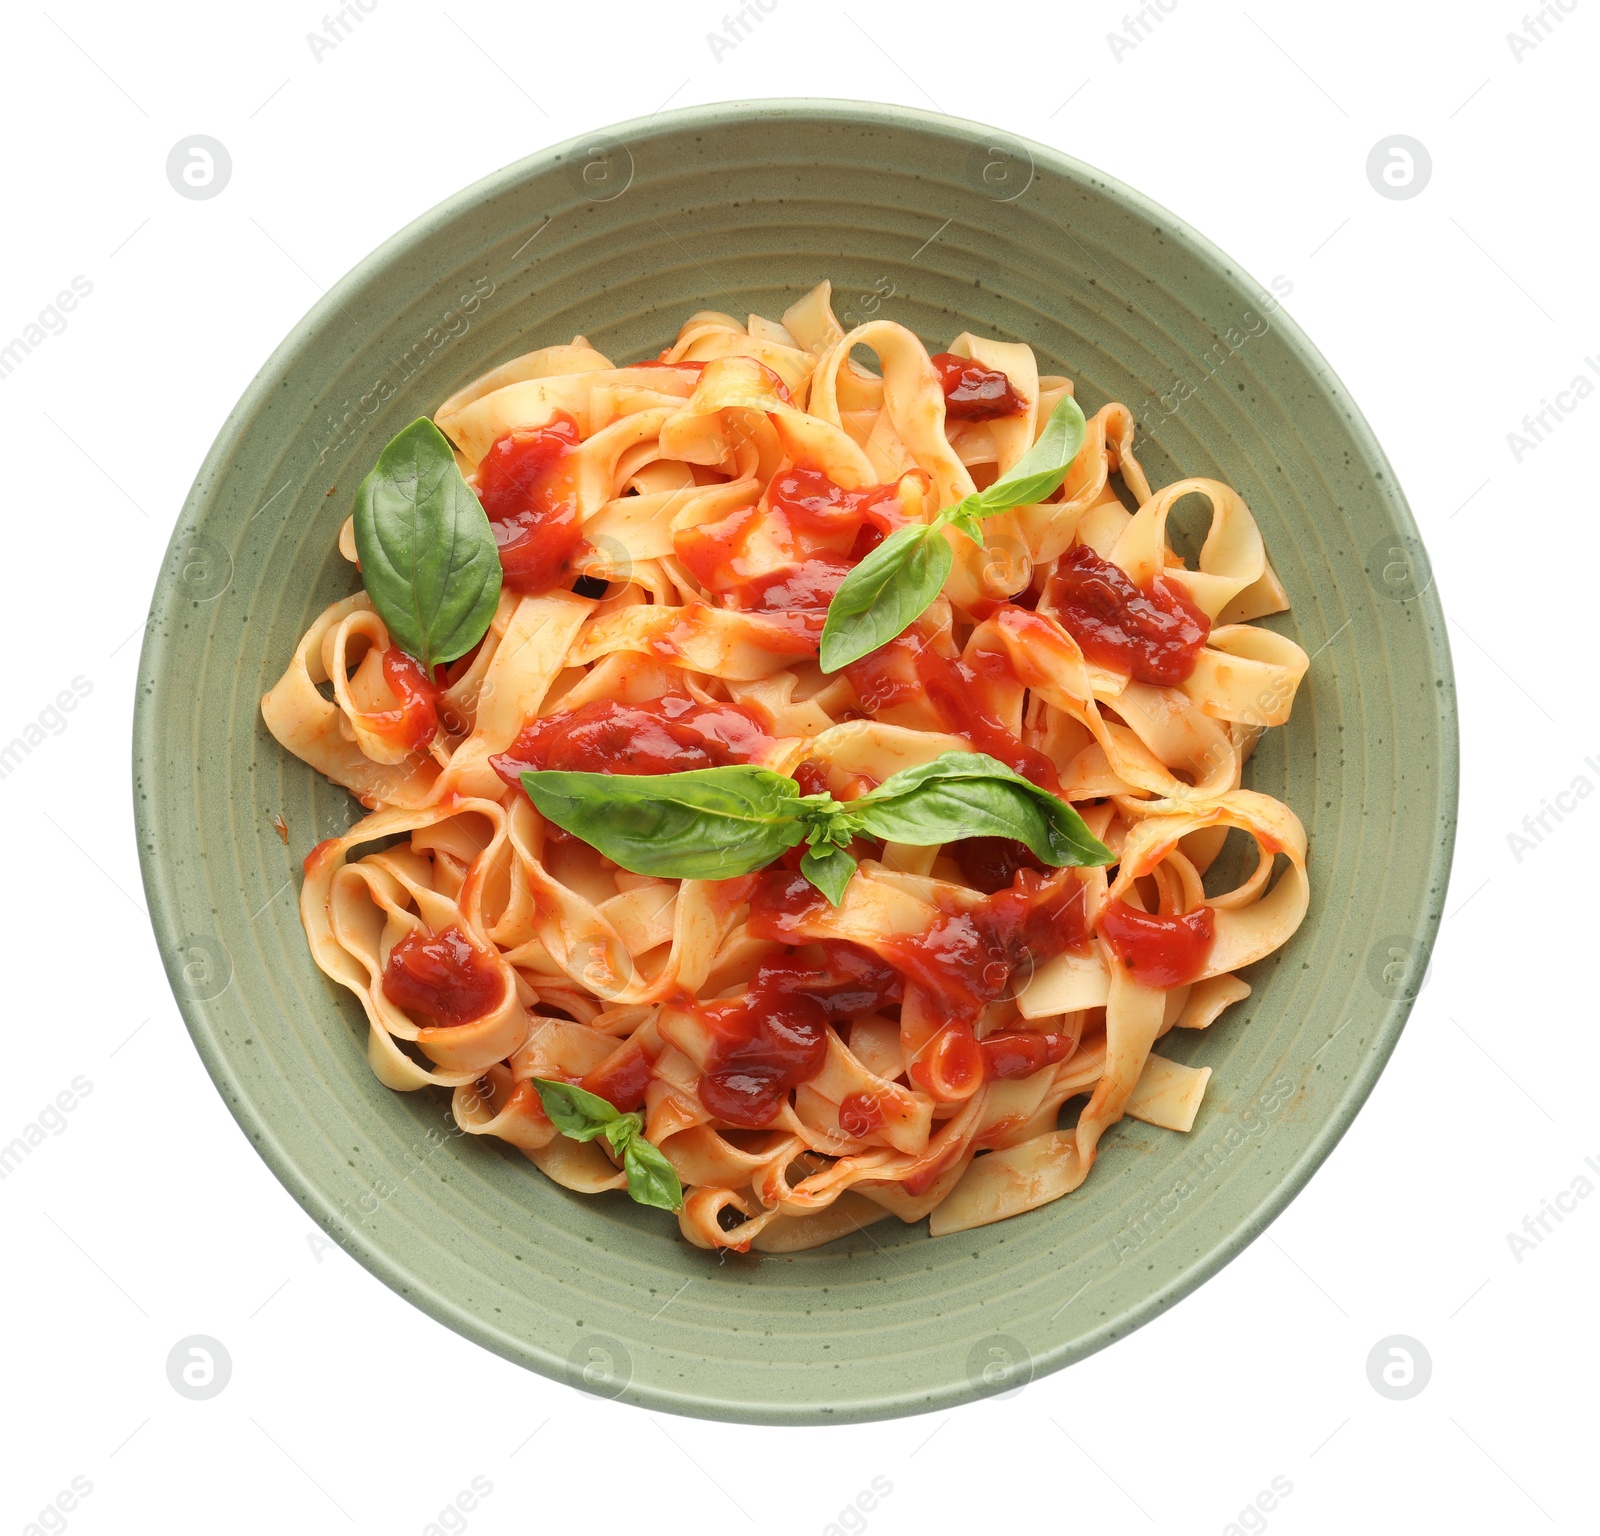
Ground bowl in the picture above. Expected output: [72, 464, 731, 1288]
[134, 99, 1457, 1424]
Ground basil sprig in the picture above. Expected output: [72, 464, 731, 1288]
[818, 392, 1088, 672]
[352, 417, 502, 672]
[520, 750, 1111, 905]
[530, 1078, 683, 1212]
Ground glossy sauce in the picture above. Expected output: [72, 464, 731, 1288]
[361, 648, 441, 752]
[979, 1029, 1073, 1081]
[381, 924, 504, 1024]
[694, 940, 903, 1127]
[845, 627, 1059, 790]
[1099, 898, 1216, 988]
[748, 866, 1089, 1030]
[929, 352, 1027, 420]
[675, 463, 909, 613]
[882, 869, 1089, 1024]
[580, 1039, 653, 1113]
[908, 1024, 984, 1099]
[954, 836, 1046, 895]
[1047, 544, 1211, 686]
[475, 414, 583, 594]
[490, 696, 772, 784]
[837, 1090, 885, 1137]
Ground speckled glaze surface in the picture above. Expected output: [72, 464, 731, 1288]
[133, 100, 1457, 1425]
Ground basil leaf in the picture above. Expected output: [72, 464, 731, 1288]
[520, 766, 809, 879]
[799, 841, 858, 906]
[819, 522, 953, 674]
[947, 505, 984, 544]
[352, 417, 502, 672]
[622, 1136, 684, 1212]
[970, 392, 1089, 513]
[818, 397, 1087, 670]
[531, 1078, 621, 1142]
[849, 751, 1112, 867]
[533, 1079, 682, 1212]
[604, 1111, 643, 1156]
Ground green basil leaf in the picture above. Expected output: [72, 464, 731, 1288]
[947, 505, 985, 544]
[531, 1077, 621, 1141]
[849, 751, 1112, 867]
[819, 522, 953, 674]
[352, 417, 502, 672]
[520, 766, 809, 880]
[622, 1136, 684, 1213]
[971, 392, 1089, 514]
[818, 396, 1087, 670]
[799, 841, 858, 906]
[604, 1111, 643, 1156]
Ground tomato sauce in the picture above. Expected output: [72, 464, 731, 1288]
[692, 935, 902, 1127]
[381, 924, 504, 1024]
[580, 1039, 653, 1113]
[908, 1024, 984, 1098]
[979, 1029, 1073, 1081]
[675, 463, 910, 613]
[1099, 898, 1215, 988]
[882, 870, 1088, 1024]
[696, 987, 828, 1128]
[955, 836, 1046, 895]
[845, 627, 1059, 791]
[490, 696, 772, 784]
[748, 865, 1089, 1032]
[475, 414, 583, 595]
[1047, 544, 1210, 686]
[838, 1090, 885, 1137]
[359, 648, 441, 752]
[929, 352, 1026, 421]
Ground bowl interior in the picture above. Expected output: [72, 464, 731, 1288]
[135, 100, 1455, 1424]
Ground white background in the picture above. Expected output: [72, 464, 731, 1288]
[2, 1, 1593, 1532]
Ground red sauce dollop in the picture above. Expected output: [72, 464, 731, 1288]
[880, 870, 1088, 1024]
[929, 352, 1027, 420]
[748, 866, 1090, 1029]
[745, 868, 832, 943]
[381, 924, 504, 1024]
[955, 836, 1046, 895]
[1099, 898, 1216, 988]
[908, 1023, 984, 1098]
[475, 414, 583, 595]
[675, 463, 909, 613]
[693, 938, 903, 1127]
[846, 628, 1060, 791]
[838, 1090, 885, 1137]
[979, 1029, 1073, 1081]
[361, 648, 441, 752]
[580, 1039, 653, 1113]
[1047, 544, 1211, 686]
[490, 696, 772, 784]
[697, 988, 829, 1128]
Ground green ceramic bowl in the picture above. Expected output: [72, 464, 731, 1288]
[134, 100, 1456, 1424]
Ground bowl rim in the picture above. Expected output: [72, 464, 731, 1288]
[134, 96, 1459, 1424]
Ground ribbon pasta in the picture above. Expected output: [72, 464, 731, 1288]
[263, 281, 1310, 1251]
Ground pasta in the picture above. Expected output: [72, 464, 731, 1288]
[263, 281, 1311, 1251]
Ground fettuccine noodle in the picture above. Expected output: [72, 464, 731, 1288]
[264, 282, 1310, 1251]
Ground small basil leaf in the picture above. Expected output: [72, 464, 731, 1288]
[520, 766, 809, 880]
[352, 418, 503, 671]
[947, 505, 985, 544]
[623, 1135, 684, 1212]
[532, 1077, 621, 1141]
[819, 522, 954, 673]
[851, 751, 1112, 867]
[971, 392, 1089, 514]
[604, 1111, 643, 1156]
[799, 841, 858, 906]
